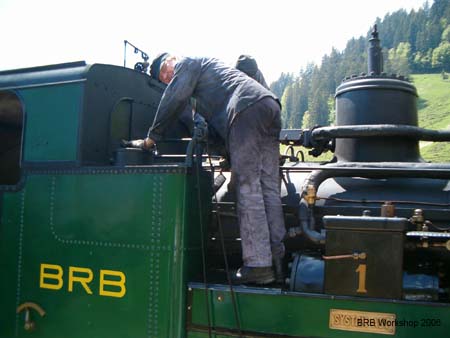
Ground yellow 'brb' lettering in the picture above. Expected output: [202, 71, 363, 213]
[39, 263, 126, 298]
[99, 270, 126, 298]
[69, 266, 93, 294]
[40, 264, 63, 290]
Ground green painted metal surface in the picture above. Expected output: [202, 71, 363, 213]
[188, 285, 450, 338]
[0, 168, 210, 338]
[20, 83, 82, 162]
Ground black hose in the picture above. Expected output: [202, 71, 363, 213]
[299, 199, 325, 244]
[206, 145, 243, 338]
[194, 143, 212, 338]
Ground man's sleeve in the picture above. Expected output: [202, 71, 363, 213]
[148, 59, 201, 141]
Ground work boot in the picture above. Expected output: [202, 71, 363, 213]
[232, 266, 275, 285]
[272, 257, 286, 284]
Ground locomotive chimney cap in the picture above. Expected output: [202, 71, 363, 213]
[370, 24, 379, 40]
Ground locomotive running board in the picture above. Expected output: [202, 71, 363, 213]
[187, 324, 309, 338]
[186, 282, 450, 338]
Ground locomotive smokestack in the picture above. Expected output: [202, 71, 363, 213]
[368, 25, 383, 75]
[334, 26, 420, 163]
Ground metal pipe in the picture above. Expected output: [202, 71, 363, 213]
[311, 124, 450, 142]
[298, 162, 450, 244]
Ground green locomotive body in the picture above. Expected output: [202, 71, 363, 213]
[0, 62, 211, 337]
[1, 31, 450, 338]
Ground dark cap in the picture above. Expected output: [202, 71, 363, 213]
[236, 54, 258, 77]
[150, 52, 169, 80]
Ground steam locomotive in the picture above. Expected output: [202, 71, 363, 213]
[1, 27, 449, 338]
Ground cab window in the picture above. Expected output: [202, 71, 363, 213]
[0, 91, 23, 185]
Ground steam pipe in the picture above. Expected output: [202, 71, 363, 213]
[298, 163, 450, 244]
[311, 124, 450, 142]
[302, 163, 450, 194]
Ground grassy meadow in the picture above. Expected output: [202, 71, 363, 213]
[413, 74, 450, 162]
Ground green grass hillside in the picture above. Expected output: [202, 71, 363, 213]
[413, 74, 450, 162]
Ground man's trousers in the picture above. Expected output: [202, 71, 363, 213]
[228, 97, 286, 267]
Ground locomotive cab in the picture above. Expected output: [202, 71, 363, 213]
[0, 62, 209, 338]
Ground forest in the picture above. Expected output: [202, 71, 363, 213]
[270, 0, 450, 129]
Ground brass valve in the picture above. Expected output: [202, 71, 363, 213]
[410, 209, 425, 230]
[305, 185, 317, 206]
[381, 201, 395, 217]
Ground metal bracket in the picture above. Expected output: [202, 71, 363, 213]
[16, 302, 46, 331]
[323, 252, 367, 261]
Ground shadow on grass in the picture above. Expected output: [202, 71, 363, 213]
[418, 97, 428, 110]
[421, 142, 450, 163]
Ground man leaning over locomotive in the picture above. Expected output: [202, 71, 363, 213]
[128, 53, 286, 285]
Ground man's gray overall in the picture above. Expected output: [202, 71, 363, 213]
[148, 57, 286, 268]
[229, 97, 285, 267]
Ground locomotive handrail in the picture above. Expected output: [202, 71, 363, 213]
[311, 124, 450, 142]
[279, 125, 450, 157]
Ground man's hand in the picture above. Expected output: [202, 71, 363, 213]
[143, 137, 155, 150]
[121, 137, 156, 150]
